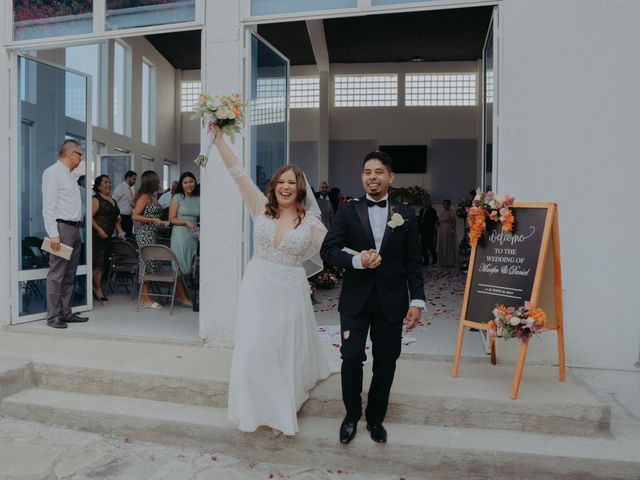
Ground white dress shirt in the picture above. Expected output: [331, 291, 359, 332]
[42, 160, 82, 238]
[158, 190, 173, 209]
[351, 194, 426, 311]
[112, 181, 134, 215]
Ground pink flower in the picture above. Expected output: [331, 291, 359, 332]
[485, 191, 495, 202]
[503, 194, 515, 206]
[499, 207, 510, 217]
[489, 211, 498, 221]
[469, 206, 479, 215]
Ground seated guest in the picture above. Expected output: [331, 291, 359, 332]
[132, 170, 167, 308]
[169, 172, 200, 307]
[91, 175, 125, 301]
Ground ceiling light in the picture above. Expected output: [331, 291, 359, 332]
[411, 56, 424, 62]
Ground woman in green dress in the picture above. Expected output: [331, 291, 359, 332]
[169, 172, 200, 307]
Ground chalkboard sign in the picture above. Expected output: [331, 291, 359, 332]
[451, 203, 566, 399]
[464, 207, 549, 323]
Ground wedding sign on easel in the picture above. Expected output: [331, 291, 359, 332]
[451, 203, 565, 399]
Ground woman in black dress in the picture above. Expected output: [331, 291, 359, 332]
[91, 175, 125, 300]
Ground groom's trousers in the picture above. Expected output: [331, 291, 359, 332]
[340, 292, 403, 425]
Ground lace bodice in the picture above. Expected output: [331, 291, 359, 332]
[253, 213, 325, 267]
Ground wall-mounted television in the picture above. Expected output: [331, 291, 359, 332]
[378, 145, 428, 173]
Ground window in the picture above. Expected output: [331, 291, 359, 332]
[106, 0, 196, 31]
[485, 70, 494, 104]
[181, 81, 201, 112]
[405, 73, 477, 107]
[163, 163, 170, 191]
[13, 0, 92, 41]
[290, 77, 319, 109]
[113, 40, 131, 135]
[141, 58, 156, 144]
[334, 74, 398, 107]
[251, 77, 286, 126]
[66, 44, 106, 127]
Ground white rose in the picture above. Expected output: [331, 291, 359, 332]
[216, 105, 230, 119]
[509, 316, 520, 326]
[387, 213, 405, 229]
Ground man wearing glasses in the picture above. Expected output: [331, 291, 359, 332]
[41, 139, 89, 328]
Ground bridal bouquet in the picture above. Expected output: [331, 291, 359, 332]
[487, 302, 546, 342]
[467, 191, 515, 246]
[191, 93, 245, 167]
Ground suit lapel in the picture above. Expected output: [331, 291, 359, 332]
[379, 200, 396, 254]
[355, 197, 376, 249]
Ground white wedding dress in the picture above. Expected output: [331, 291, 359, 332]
[225, 164, 335, 435]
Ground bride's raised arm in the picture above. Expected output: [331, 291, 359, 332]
[208, 126, 266, 219]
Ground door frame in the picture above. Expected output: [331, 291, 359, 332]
[10, 52, 93, 324]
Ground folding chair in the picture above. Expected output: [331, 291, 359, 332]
[136, 244, 190, 315]
[107, 239, 139, 298]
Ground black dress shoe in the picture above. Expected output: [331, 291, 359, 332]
[47, 318, 67, 329]
[64, 313, 89, 323]
[366, 422, 387, 443]
[339, 417, 358, 444]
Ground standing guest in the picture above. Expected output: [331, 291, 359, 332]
[316, 181, 334, 229]
[169, 172, 200, 307]
[436, 199, 458, 267]
[132, 170, 166, 308]
[112, 170, 137, 238]
[320, 150, 425, 444]
[91, 175, 125, 301]
[418, 196, 438, 265]
[41, 139, 89, 328]
[159, 180, 179, 209]
[328, 187, 343, 213]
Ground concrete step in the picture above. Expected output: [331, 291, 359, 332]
[1, 388, 638, 480]
[0, 359, 32, 400]
[29, 359, 611, 437]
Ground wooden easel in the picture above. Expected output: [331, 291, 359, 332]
[451, 203, 565, 399]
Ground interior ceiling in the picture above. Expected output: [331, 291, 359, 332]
[258, 7, 494, 66]
[145, 30, 201, 70]
[145, 7, 493, 70]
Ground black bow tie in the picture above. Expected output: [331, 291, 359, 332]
[367, 199, 387, 208]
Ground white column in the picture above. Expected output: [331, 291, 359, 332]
[317, 70, 330, 185]
[198, 0, 244, 346]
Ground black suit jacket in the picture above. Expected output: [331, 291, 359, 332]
[320, 197, 426, 325]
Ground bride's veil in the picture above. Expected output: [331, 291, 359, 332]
[302, 175, 324, 278]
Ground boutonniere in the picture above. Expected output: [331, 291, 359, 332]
[387, 212, 406, 230]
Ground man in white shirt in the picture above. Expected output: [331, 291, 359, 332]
[42, 139, 89, 328]
[158, 180, 179, 209]
[111, 170, 137, 237]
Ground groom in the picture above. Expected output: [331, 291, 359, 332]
[320, 151, 426, 444]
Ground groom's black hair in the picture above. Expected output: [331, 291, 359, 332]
[363, 150, 394, 173]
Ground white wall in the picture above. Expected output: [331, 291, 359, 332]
[39, 36, 177, 186]
[290, 61, 482, 196]
[498, 0, 640, 369]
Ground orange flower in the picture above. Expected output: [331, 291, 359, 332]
[501, 210, 514, 232]
[528, 307, 547, 328]
[497, 305, 509, 315]
[468, 210, 486, 246]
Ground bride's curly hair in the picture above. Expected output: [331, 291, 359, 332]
[264, 165, 307, 228]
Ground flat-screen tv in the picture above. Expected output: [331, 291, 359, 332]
[378, 145, 427, 173]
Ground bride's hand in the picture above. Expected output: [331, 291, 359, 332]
[211, 124, 223, 146]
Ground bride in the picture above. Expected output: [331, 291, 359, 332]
[208, 126, 335, 436]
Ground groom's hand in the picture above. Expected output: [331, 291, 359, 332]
[361, 250, 381, 269]
[403, 306, 422, 331]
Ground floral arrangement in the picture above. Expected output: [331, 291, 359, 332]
[191, 93, 245, 167]
[387, 212, 405, 230]
[313, 270, 338, 290]
[487, 302, 547, 342]
[455, 197, 472, 219]
[13, 0, 92, 21]
[389, 185, 428, 205]
[467, 191, 515, 246]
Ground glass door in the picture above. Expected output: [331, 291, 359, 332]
[249, 33, 289, 191]
[482, 8, 498, 192]
[13, 55, 92, 324]
[98, 154, 134, 185]
[244, 32, 290, 261]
